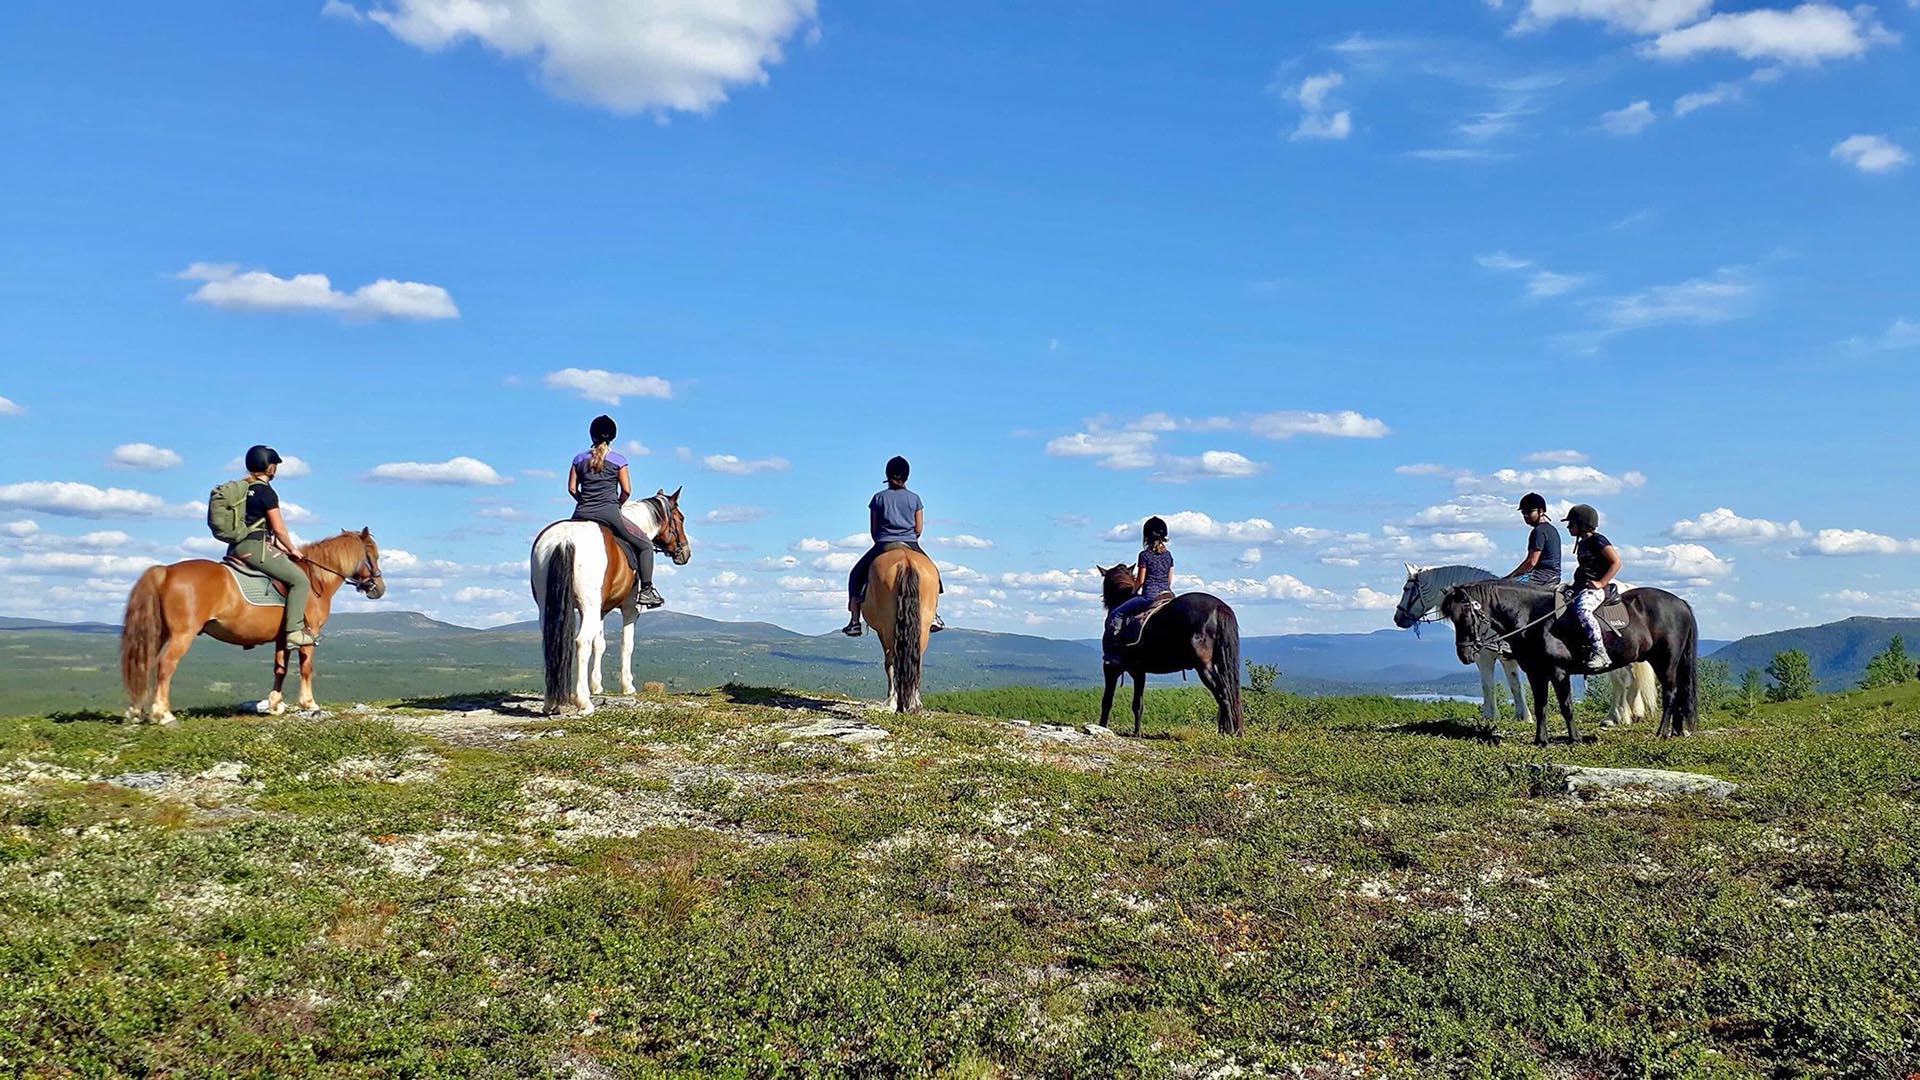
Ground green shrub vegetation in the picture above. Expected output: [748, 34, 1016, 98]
[1766, 649, 1819, 703]
[1, 680, 1916, 1076]
[1862, 635, 1915, 691]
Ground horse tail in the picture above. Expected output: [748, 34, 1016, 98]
[120, 566, 166, 712]
[892, 561, 923, 712]
[540, 542, 577, 712]
[1213, 603, 1244, 734]
[1676, 603, 1700, 733]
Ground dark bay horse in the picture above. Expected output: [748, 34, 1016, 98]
[1097, 564, 1243, 736]
[121, 529, 386, 724]
[1438, 580, 1699, 746]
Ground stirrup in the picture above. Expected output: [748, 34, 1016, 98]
[842, 621, 864, 637]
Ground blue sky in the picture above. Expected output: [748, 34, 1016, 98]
[2, 1, 1916, 638]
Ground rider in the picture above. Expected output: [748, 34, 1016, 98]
[1105, 516, 1175, 659]
[1564, 503, 1621, 670]
[1505, 492, 1563, 586]
[569, 415, 664, 609]
[842, 455, 945, 636]
[231, 445, 316, 647]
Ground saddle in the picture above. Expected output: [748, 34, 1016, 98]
[223, 557, 289, 608]
[1549, 585, 1633, 662]
[1106, 591, 1177, 652]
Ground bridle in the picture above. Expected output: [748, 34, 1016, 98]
[297, 545, 382, 595]
[643, 494, 692, 563]
[1450, 588, 1558, 656]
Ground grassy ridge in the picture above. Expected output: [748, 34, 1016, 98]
[1, 684, 1916, 1076]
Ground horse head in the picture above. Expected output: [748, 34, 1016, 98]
[1392, 562, 1426, 629]
[1095, 563, 1138, 610]
[1436, 585, 1488, 666]
[654, 487, 692, 566]
[355, 527, 387, 599]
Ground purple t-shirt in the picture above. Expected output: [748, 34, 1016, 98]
[572, 450, 629, 514]
[1138, 548, 1174, 595]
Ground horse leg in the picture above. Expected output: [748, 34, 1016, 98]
[1130, 672, 1146, 738]
[265, 643, 290, 716]
[1555, 671, 1579, 744]
[1476, 653, 1501, 724]
[1528, 669, 1551, 747]
[1504, 659, 1529, 726]
[1100, 666, 1120, 727]
[588, 618, 606, 696]
[1194, 660, 1226, 735]
[150, 631, 196, 726]
[294, 644, 318, 711]
[618, 603, 638, 696]
[572, 607, 596, 716]
[882, 647, 897, 711]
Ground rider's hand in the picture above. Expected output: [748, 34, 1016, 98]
[1588, 580, 1605, 591]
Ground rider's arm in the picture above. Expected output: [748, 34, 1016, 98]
[616, 466, 632, 504]
[1593, 545, 1622, 588]
[264, 507, 296, 552]
[913, 508, 925, 539]
[870, 504, 883, 541]
[566, 467, 579, 500]
[1134, 558, 1148, 594]
[1507, 549, 1541, 578]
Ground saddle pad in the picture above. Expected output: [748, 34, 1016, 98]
[225, 561, 287, 608]
[1112, 592, 1178, 649]
[1597, 597, 1631, 632]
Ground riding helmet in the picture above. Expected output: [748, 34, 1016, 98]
[1142, 515, 1169, 545]
[589, 415, 618, 445]
[886, 455, 910, 483]
[244, 445, 282, 473]
[1518, 492, 1547, 514]
[1563, 504, 1600, 532]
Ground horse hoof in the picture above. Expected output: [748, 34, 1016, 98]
[155, 713, 178, 727]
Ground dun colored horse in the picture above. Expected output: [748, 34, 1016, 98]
[1097, 564, 1244, 736]
[120, 529, 386, 724]
[531, 490, 692, 715]
[859, 545, 941, 712]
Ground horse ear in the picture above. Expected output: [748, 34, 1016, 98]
[361, 527, 371, 540]
[1405, 562, 1417, 578]
[669, 486, 682, 502]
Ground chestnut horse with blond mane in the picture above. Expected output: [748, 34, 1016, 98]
[859, 545, 941, 712]
[531, 489, 693, 715]
[120, 529, 387, 724]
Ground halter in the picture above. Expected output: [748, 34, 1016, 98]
[1453, 588, 1560, 655]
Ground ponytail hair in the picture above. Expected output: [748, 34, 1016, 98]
[588, 442, 610, 473]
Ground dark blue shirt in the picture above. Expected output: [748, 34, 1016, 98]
[1573, 531, 1614, 586]
[1138, 547, 1174, 595]
[870, 486, 923, 545]
[1526, 520, 1563, 584]
[572, 450, 629, 515]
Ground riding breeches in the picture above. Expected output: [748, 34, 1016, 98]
[573, 507, 655, 587]
[1570, 586, 1610, 653]
[231, 538, 310, 634]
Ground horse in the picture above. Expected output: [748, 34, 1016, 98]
[120, 529, 387, 724]
[1395, 564, 1659, 729]
[1437, 580, 1699, 746]
[530, 489, 692, 715]
[858, 545, 941, 712]
[1096, 564, 1243, 737]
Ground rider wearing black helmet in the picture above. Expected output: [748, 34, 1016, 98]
[232, 445, 316, 647]
[1564, 503, 1621, 670]
[1505, 492, 1563, 586]
[567, 415, 663, 609]
[1104, 516, 1176, 660]
[842, 455, 945, 636]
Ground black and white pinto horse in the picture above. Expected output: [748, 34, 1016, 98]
[530, 491, 692, 716]
[1437, 579, 1700, 746]
[1395, 564, 1659, 728]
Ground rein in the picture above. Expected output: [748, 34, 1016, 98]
[1457, 587, 1561, 653]
[296, 546, 381, 593]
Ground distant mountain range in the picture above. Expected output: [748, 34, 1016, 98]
[0, 606, 1900, 715]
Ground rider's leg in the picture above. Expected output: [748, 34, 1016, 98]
[1573, 587, 1608, 669]
[237, 538, 313, 645]
[843, 544, 881, 634]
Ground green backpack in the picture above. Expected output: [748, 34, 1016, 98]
[207, 478, 259, 545]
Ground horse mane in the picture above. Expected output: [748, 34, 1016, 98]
[1100, 566, 1136, 610]
[300, 530, 367, 572]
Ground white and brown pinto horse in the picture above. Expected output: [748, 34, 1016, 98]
[858, 545, 941, 712]
[530, 490, 692, 715]
[120, 529, 387, 724]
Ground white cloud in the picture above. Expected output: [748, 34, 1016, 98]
[0, 396, 21, 416]
[1619, 542, 1735, 585]
[1454, 464, 1648, 496]
[1104, 511, 1281, 545]
[476, 506, 526, 520]
[0, 481, 195, 519]
[811, 552, 859, 573]
[1667, 507, 1807, 543]
[365, 456, 509, 485]
[1476, 252, 1533, 271]
[1644, 5, 1895, 65]
[1246, 410, 1390, 440]
[1045, 429, 1159, 470]
[1155, 450, 1266, 483]
[1831, 134, 1911, 174]
[1526, 270, 1590, 298]
[1849, 317, 1920, 352]
[542, 368, 674, 405]
[0, 552, 159, 578]
[1599, 266, 1756, 331]
[222, 454, 312, 478]
[1600, 100, 1657, 135]
[1184, 573, 1396, 611]
[702, 453, 790, 476]
[1287, 71, 1352, 141]
[1525, 449, 1588, 464]
[73, 530, 132, 549]
[1798, 528, 1920, 557]
[177, 263, 458, 320]
[709, 571, 748, 589]
[1396, 463, 1460, 477]
[108, 443, 183, 471]
[756, 555, 799, 571]
[452, 586, 515, 604]
[702, 505, 767, 525]
[939, 534, 994, 550]
[1409, 495, 1579, 528]
[4, 520, 38, 538]
[336, 0, 819, 116]
[1235, 547, 1263, 568]
[1515, 0, 1713, 35]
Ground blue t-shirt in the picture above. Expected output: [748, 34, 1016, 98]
[1138, 548, 1174, 595]
[1526, 521, 1563, 584]
[1573, 531, 1614, 586]
[869, 486, 923, 545]
[572, 450, 629, 515]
